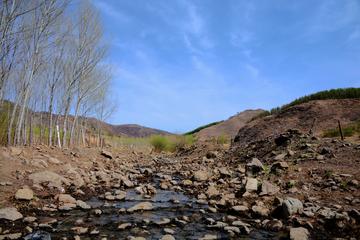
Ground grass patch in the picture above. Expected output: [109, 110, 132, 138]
[150, 134, 196, 152]
[323, 120, 360, 138]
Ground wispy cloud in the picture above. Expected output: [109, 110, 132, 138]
[348, 27, 360, 42]
[92, 1, 130, 22]
[306, 0, 360, 35]
[245, 64, 259, 78]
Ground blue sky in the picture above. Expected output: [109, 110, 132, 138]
[92, 0, 360, 133]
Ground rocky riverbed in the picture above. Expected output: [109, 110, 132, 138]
[0, 129, 359, 239]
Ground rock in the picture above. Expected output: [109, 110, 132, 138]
[72, 227, 88, 235]
[121, 177, 134, 188]
[264, 219, 283, 231]
[193, 170, 209, 181]
[282, 197, 303, 218]
[0, 207, 23, 221]
[101, 150, 113, 159]
[163, 228, 175, 234]
[155, 218, 171, 225]
[224, 226, 240, 234]
[118, 223, 132, 230]
[252, 205, 270, 217]
[127, 202, 153, 212]
[24, 230, 51, 240]
[218, 167, 231, 177]
[246, 158, 264, 176]
[23, 216, 37, 223]
[28, 171, 69, 188]
[115, 191, 127, 200]
[15, 188, 33, 200]
[94, 209, 102, 215]
[245, 177, 258, 192]
[58, 203, 76, 211]
[260, 181, 280, 196]
[57, 194, 76, 204]
[0, 233, 22, 240]
[76, 200, 91, 209]
[271, 162, 289, 172]
[206, 185, 219, 198]
[182, 179, 193, 186]
[199, 234, 218, 240]
[232, 205, 249, 213]
[289, 227, 309, 240]
[161, 234, 175, 240]
[232, 220, 251, 234]
[274, 153, 286, 161]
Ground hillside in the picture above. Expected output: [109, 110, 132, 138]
[195, 109, 265, 141]
[110, 124, 172, 137]
[233, 99, 360, 146]
[0, 101, 172, 142]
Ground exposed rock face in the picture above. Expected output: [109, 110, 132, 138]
[15, 188, 33, 200]
[0, 207, 23, 221]
[127, 202, 153, 212]
[282, 197, 303, 218]
[289, 227, 309, 240]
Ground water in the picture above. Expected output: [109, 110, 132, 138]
[41, 189, 282, 240]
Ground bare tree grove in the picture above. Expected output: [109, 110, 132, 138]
[0, 0, 114, 147]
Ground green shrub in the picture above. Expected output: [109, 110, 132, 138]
[150, 134, 196, 152]
[150, 135, 170, 152]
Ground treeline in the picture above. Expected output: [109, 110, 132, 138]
[184, 121, 223, 135]
[255, 88, 360, 119]
[0, 0, 114, 147]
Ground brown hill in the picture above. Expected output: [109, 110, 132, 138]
[233, 99, 360, 146]
[110, 124, 172, 137]
[195, 109, 265, 141]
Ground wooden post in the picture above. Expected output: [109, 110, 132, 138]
[338, 120, 344, 140]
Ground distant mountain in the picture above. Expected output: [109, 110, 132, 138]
[111, 124, 172, 137]
[193, 109, 265, 141]
[0, 100, 173, 139]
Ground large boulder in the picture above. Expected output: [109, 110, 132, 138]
[0, 207, 23, 221]
[28, 171, 69, 189]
